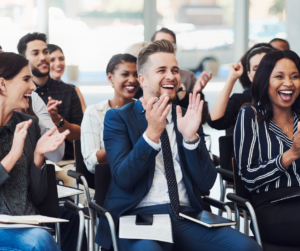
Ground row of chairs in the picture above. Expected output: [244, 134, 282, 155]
[217, 134, 298, 251]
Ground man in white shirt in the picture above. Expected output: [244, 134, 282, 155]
[96, 40, 262, 251]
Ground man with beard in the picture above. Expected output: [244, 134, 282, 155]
[16, 34, 87, 251]
[97, 40, 262, 251]
[17, 33, 82, 161]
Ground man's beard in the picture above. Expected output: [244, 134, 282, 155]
[31, 66, 49, 77]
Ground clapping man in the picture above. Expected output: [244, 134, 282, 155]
[96, 40, 261, 251]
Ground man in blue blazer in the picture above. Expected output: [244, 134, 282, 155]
[97, 40, 262, 251]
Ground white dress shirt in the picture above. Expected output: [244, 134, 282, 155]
[81, 99, 110, 173]
[136, 108, 200, 208]
[31, 92, 64, 162]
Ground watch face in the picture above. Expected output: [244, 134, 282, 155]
[58, 119, 64, 128]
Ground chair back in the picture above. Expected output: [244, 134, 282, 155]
[35, 164, 60, 218]
[74, 139, 95, 189]
[219, 134, 234, 182]
[232, 158, 252, 201]
[94, 163, 111, 207]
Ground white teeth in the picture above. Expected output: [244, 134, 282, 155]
[279, 91, 293, 94]
[162, 85, 174, 88]
[23, 94, 31, 97]
[55, 68, 62, 71]
[125, 86, 134, 90]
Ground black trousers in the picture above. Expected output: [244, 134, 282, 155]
[251, 186, 300, 247]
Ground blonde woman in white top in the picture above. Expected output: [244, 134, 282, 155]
[81, 54, 139, 173]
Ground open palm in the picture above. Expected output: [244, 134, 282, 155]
[177, 92, 203, 141]
[35, 127, 69, 155]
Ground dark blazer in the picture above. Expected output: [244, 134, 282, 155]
[96, 100, 217, 249]
[0, 112, 47, 212]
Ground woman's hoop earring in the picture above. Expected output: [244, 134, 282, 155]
[111, 83, 114, 88]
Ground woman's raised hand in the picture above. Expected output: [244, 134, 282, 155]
[228, 62, 243, 81]
[290, 122, 300, 159]
[10, 120, 32, 160]
[35, 127, 70, 156]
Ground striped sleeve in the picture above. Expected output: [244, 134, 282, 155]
[234, 106, 286, 192]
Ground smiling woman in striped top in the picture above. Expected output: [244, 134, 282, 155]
[234, 50, 300, 247]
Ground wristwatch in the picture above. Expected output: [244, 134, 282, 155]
[56, 118, 65, 128]
[184, 134, 200, 144]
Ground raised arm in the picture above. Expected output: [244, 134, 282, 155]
[31, 92, 65, 162]
[234, 106, 296, 192]
[209, 63, 243, 122]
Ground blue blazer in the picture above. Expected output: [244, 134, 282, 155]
[96, 100, 217, 249]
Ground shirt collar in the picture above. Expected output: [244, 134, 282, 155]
[0, 112, 17, 134]
[34, 75, 51, 90]
[166, 106, 172, 124]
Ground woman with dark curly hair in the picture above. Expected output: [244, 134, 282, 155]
[234, 50, 300, 247]
[208, 43, 274, 133]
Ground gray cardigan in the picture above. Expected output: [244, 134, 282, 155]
[0, 112, 48, 214]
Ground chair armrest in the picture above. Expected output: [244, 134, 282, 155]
[64, 200, 85, 214]
[202, 196, 230, 211]
[227, 193, 249, 207]
[67, 170, 83, 182]
[89, 201, 107, 216]
[216, 167, 233, 179]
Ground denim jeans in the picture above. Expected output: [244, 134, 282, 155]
[0, 228, 60, 251]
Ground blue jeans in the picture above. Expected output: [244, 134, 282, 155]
[0, 228, 60, 251]
[119, 204, 263, 251]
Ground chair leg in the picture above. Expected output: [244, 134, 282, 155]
[95, 216, 99, 251]
[234, 203, 240, 231]
[76, 210, 85, 251]
[243, 210, 249, 236]
[86, 219, 90, 249]
[55, 222, 61, 248]
[218, 174, 225, 216]
[245, 201, 262, 247]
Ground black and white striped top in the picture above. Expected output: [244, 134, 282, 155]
[234, 106, 300, 193]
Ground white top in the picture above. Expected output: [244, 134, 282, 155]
[81, 99, 110, 173]
[136, 108, 200, 208]
[31, 92, 65, 162]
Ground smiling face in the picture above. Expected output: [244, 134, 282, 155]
[50, 49, 65, 81]
[25, 40, 50, 78]
[268, 58, 300, 110]
[139, 52, 180, 102]
[247, 53, 266, 82]
[0, 65, 36, 110]
[107, 62, 139, 101]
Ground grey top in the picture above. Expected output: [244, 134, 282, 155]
[0, 112, 48, 215]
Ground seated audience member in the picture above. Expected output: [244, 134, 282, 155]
[0, 45, 64, 162]
[48, 44, 87, 113]
[17, 32, 83, 161]
[81, 53, 139, 173]
[96, 40, 262, 251]
[0, 52, 68, 250]
[208, 45, 274, 132]
[234, 50, 300, 247]
[269, 38, 290, 50]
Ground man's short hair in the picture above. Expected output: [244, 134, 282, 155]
[151, 28, 176, 45]
[17, 32, 47, 55]
[269, 38, 290, 50]
[137, 39, 175, 75]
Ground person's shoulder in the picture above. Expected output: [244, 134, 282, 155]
[239, 105, 258, 119]
[106, 100, 137, 118]
[86, 100, 110, 114]
[51, 78, 76, 91]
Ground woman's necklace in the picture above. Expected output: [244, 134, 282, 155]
[273, 115, 293, 132]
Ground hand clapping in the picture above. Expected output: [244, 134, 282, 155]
[141, 93, 171, 143]
[177, 91, 203, 142]
[47, 96, 62, 125]
[193, 71, 212, 93]
[35, 127, 70, 156]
